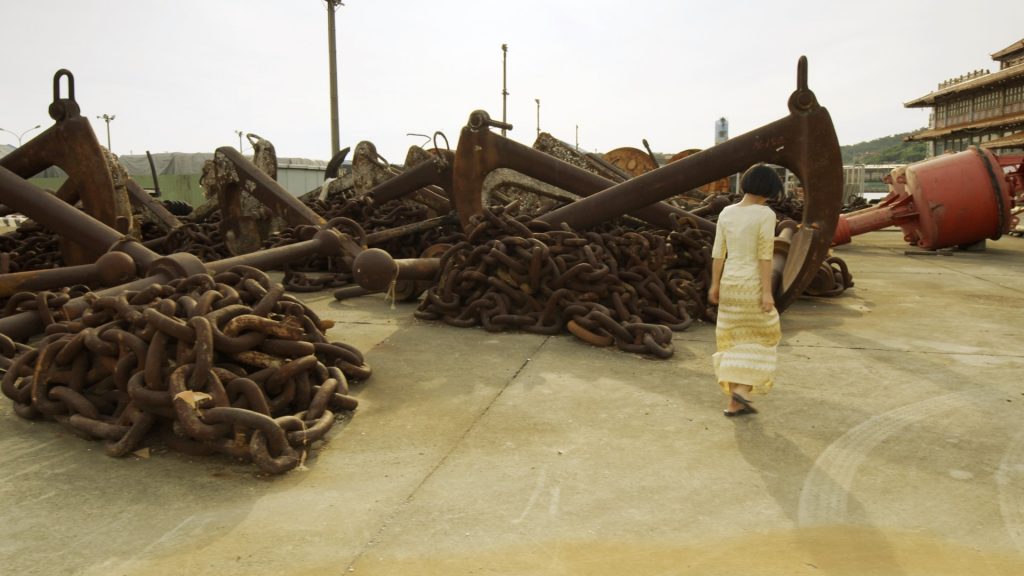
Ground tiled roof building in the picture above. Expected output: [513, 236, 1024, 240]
[905, 38, 1024, 154]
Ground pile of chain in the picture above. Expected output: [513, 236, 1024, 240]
[692, 191, 805, 224]
[142, 206, 233, 262]
[415, 207, 712, 359]
[2, 286, 90, 321]
[804, 255, 855, 297]
[0, 221, 64, 273]
[0, 265, 369, 474]
[768, 193, 805, 223]
[268, 217, 362, 293]
[842, 196, 871, 213]
[158, 220, 232, 262]
[1, 206, 231, 279]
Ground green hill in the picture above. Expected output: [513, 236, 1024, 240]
[841, 131, 928, 165]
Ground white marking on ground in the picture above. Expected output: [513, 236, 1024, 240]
[513, 467, 547, 525]
[996, 428, 1024, 553]
[798, 391, 974, 526]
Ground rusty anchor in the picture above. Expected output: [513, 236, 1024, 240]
[536, 56, 843, 311]
[0, 70, 138, 265]
[351, 57, 841, 314]
[208, 146, 326, 255]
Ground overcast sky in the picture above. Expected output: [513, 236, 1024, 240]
[2, 1, 1021, 162]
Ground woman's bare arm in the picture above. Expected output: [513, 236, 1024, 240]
[709, 257, 725, 305]
[758, 258, 774, 312]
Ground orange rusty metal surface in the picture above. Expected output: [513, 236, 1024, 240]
[602, 147, 658, 177]
[669, 149, 731, 195]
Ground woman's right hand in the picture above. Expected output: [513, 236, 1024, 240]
[708, 284, 719, 305]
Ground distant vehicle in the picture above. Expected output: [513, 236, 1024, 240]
[843, 164, 903, 205]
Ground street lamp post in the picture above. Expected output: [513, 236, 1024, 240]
[235, 130, 245, 152]
[325, 0, 345, 157]
[0, 124, 42, 147]
[501, 43, 508, 137]
[96, 114, 115, 150]
[535, 98, 540, 136]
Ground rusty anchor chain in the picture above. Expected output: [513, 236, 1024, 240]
[0, 221, 65, 272]
[803, 255, 855, 297]
[413, 206, 714, 358]
[0, 265, 369, 474]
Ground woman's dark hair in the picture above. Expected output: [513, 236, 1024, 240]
[740, 163, 783, 199]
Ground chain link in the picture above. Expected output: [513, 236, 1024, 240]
[0, 265, 370, 474]
[415, 206, 712, 358]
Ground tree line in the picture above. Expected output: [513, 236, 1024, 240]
[840, 131, 929, 165]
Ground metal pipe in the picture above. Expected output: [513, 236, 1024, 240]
[145, 151, 161, 197]
[0, 251, 136, 298]
[351, 248, 440, 292]
[365, 214, 455, 245]
[207, 228, 347, 275]
[642, 139, 660, 168]
[0, 166, 159, 270]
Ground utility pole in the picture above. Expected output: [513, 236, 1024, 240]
[575, 124, 579, 151]
[501, 43, 508, 137]
[326, 0, 345, 157]
[235, 130, 244, 152]
[535, 98, 540, 136]
[0, 124, 41, 146]
[96, 114, 115, 150]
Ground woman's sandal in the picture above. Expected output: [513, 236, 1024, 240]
[723, 393, 758, 417]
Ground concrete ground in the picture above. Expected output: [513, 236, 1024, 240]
[2, 228, 1024, 575]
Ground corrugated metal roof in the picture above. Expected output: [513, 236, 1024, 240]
[277, 157, 328, 170]
[904, 63, 1024, 107]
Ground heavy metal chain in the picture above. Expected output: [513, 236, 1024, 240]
[804, 255, 855, 297]
[0, 265, 370, 474]
[415, 207, 714, 359]
[0, 221, 64, 273]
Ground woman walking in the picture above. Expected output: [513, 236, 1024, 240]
[707, 164, 783, 417]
